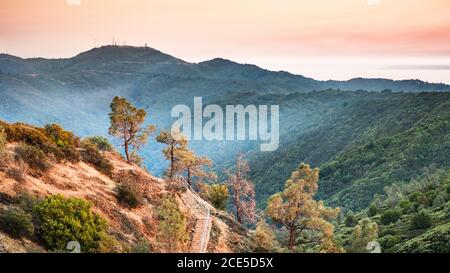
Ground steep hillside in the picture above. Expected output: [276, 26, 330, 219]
[0, 122, 247, 253]
[335, 169, 450, 253]
[208, 91, 450, 210]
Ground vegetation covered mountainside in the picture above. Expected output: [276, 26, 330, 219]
[244, 91, 450, 210]
[0, 46, 449, 253]
[335, 168, 450, 253]
[1, 46, 449, 210]
[0, 122, 247, 253]
[0, 112, 448, 253]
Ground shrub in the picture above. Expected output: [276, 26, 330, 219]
[380, 210, 401, 225]
[33, 195, 107, 252]
[84, 136, 113, 152]
[81, 144, 113, 176]
[96, 233, 123, 253]
[0, 127, 6, 153]
[432, 195, 445, 208]
[410, 210, 432, 230]
[15, 143, 52, 172]
[197, 182, 228, 210]
[367, 204, 378, 217]
[44, 124, 79, 148]
[16, 192, 41, 213]
[380, 235, 401, 250]
[5, 123, 51, 148]
[131, 238, 153, 253]
[207, 184, 229, 211]
[251, 220, 277, 252]
[0, 208, 35, 238]
[59, 146, 81, 163]
[399, 199, 415, 214]
[6, 166, 25, 182]
[115, 178, 144, 208]
[345, 212, 358, 227]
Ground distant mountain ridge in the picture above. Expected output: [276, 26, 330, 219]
[1, 45, 449, 92]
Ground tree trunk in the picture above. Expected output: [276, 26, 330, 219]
[124, 141, 130, 163]
[169, 145, 174, 179]
[234, 193, 241, 224]
[187, 169, 191, 186]
[288, 225, 296, 251]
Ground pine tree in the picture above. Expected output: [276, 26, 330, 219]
[179, 150, 215, 186]
[266, 163, 340, 251]
[108, 97, 155, 163]
[156, 130, 188, 179]
[350, 218, 378, 253]
[227, 157, 256, 225]
[156, 193, 187, 253]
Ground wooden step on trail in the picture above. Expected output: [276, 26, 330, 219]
[190, 214, 212, 253]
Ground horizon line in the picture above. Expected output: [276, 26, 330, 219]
[1, 44, 450, 86]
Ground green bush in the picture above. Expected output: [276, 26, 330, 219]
[432, 195, 446, 208]
[44, 124, 79, 148]
[198, 183, 228, 210]
[380, 235, 401, 250]
[345, 212, 358, 227]
[33, 195, 107, 252]
[5, 123, 51, 148]
[115, 178, 143, 208]
[15, 143, 52, 172]
[84, 136, 113, 152]
[380, 210, 401, 225]
[59, 146, 81, 163]
[0, 208, 35, 239]
[399, 199, 415, 214]
[16, 192, 41, 213]
[131, 238, 153, 253]
[81, 144, 113, 176]
[410, 210, 432, 230]
[367, 204, 378, 217]
[96, 233, 123, 253]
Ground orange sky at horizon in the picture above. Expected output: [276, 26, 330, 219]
[1, 0, 450, 83]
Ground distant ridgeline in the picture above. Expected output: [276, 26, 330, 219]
[1, 46, 450, 212]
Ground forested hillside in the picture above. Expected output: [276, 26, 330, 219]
[244, 91, 450, 210]
[1, 45, 449, 221]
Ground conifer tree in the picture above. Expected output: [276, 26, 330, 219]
[156, 130, 188, 179]
[266, 163, 340, 251]
[350, 218, 378, 253]
[179, 150, 214, 186]
[108, 97, 155, 163]
[227, 157, 256, 225]
[156, 193, 187, 253]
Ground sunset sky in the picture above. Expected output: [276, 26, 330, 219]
[1, 0, 450, 83]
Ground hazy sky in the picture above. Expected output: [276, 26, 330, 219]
[1, 0, 450, 83]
